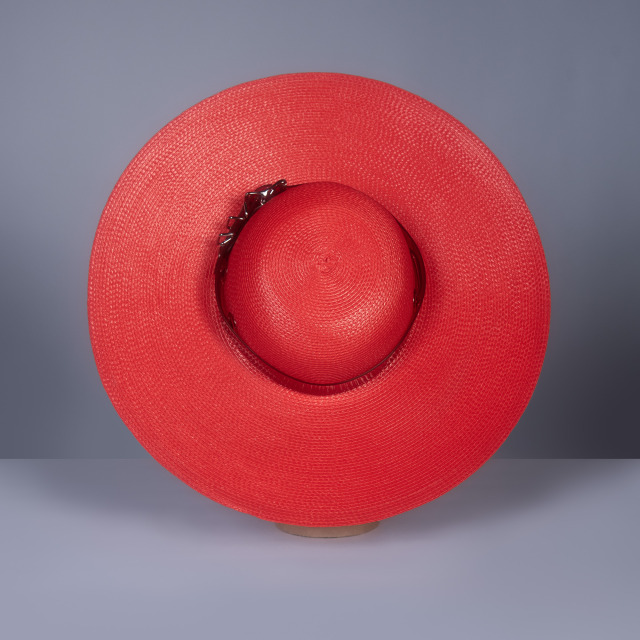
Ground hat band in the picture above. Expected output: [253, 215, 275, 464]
[214, 180, 426, 395]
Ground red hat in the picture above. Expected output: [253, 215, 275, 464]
[88, 73, 550, 527]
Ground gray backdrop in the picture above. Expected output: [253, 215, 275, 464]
[1, 0, 638, 458]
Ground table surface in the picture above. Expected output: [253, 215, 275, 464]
[1, 459, 638, 639]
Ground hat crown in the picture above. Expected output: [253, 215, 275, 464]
[222, 182, 417, 386]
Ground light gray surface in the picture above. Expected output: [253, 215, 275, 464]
[1, 0, 640, 458]
[1, 459, 638, 639]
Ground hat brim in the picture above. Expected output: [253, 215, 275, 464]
[88, 73, 549, 526]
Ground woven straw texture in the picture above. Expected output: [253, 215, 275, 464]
[88, 73, 550, 526]
[224, 181, 416, 385]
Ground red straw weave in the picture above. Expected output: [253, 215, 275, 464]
[224, 182, 416, 385]
[88, 73, 550, 526]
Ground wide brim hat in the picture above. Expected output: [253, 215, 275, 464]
[88, 73, 550, 527]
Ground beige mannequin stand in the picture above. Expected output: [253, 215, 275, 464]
[275, 522, 379, 537]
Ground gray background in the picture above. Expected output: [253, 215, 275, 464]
[1, 0, 639, 459]
[2, 459, 638, 639]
